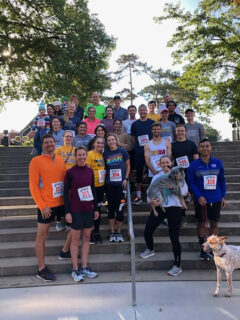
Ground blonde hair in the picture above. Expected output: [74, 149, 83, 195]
[63, 102, 75, 123]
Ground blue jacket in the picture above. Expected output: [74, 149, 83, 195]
[187, 156, 226, 203]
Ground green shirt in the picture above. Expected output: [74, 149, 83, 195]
[85, 103, 106, 120]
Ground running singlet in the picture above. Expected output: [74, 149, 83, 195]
[148, 139, 167, 177]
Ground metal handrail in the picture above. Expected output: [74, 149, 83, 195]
[126, 181, 136, 306]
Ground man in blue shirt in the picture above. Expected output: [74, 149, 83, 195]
[113, 96, 128, 121]
[187, 139, 227, 260]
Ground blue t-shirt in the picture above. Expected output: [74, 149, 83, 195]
[131, 119, 154, 153]
[104, 147, 129, 186]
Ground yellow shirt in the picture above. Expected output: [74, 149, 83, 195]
[55, 145, 76, 170]
[86, 150, 105, 187]
[147, 113, 161, 122]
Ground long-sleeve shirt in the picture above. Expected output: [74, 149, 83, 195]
[64, 165, 98, 213]
[32, 114, 50, 131]
[187, 156, 226, 203]
[29, 154, 66, 210]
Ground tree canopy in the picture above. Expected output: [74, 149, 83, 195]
[154, 0, 240, 119]
[0, 0, 115, 108]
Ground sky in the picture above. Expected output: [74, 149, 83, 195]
[0, 0, 232, 139]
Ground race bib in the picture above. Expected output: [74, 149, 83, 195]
[153, 159, 161, 171]
[52, 181, 64, 198]
[162, 136, 172, 143]
[176, 156, 189, 169]
[78, 186, 93, 201]
[98, 170, 106, 183]
[138, 135, 149, 147]
[127, 124, 132, 134]
[110, 169, 122, 182]
[37, 119, 45, 127]
[204, 175, 217, 190]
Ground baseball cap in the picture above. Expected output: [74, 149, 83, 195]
[185, 108, 195, 114]
[52, 101, 61, 107]
[113, 95, 121, 100]
[160, 107, 169, 113]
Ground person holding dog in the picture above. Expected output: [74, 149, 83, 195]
[140, 156, 188, 277]
[187, 138, 227, 261]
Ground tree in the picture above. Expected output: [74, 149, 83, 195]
[113, 54, 142, 104]
[204, 124, 222, 142]
[0, 0, 115, 109]
[138, 65, 198, 108]
[154, 0, 240, 119]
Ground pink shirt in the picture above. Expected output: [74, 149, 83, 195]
[83, 118, 101, 134]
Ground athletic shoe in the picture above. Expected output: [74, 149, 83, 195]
[58, 250, 71, 260]
[116, 233, 124, 242]
[56, 221, 66, 231]
[133, 197, 143, 205]
[80, 267, 98, 278]
[109, 233, 116, 242]
[168, 265, 182, 276]
[36, 266, 56, 282]
[90, 233, 95, 245]
[71, 269, 83, 282]
[139, 248, 155, 259]
[94, 233, 103, 244]
[200, 251, 212, 261]
[162, 218, 168, 227]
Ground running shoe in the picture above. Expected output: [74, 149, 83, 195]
[133, 197, 143, 205]
[80, 267, 98, 278]
[58, 250, 71, 260]
[162, 218, 168, 227]
[109, 232, 117, 242]
[168, 265, 182, 276]
[56, 221, 66, 231]
[36, 266, 56, 282]
[71, 269, 83, 282]
[94, 233, 103, 244]
[116, 233, 124, 242]
[139, 248, 155, 259]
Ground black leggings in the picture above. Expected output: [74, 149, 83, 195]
[144, 206, 182, 267]
[106, 184, 124, 222]
[93, 186, 105, 233]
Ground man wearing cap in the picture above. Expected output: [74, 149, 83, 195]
[167, 101, 185, 125]
[113, 96, 128, 121]
[70, 94, 84, 121]
[85, 92, 106, 120]
[185, 108, 205, 147]
[158, 94, 181, 115]
[160, 108, 176, 142]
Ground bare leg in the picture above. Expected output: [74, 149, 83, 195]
[116, 221, 123, 233]
[81, 228, 91, 268]
[213, 267, 222, 297]
[109, 218, 115, 233]
[35, 223, 50, 270]
[225, 272, 233, 297]
[70, 229, 81, 270]
[62, 231, 71, 252]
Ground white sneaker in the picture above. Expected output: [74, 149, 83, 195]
[80, 267, 98, 279]
[56, 221, 66, 231]
[109, 233, 116, 242]
[139, 248, 155, 259]
[168, 265, 182, 276]
[71, 269, 83, 282]
[116, 233, 124, 242]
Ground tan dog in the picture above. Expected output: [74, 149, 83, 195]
[203, 235, 240, 297]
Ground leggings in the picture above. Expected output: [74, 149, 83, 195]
[106, 184, 124, 222]
[144, 206, 182, 267]
[93, 186, 105, 233]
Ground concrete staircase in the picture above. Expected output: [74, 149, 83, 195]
[0, 143, 240, 287]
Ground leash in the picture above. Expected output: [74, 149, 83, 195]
[202, 205, 209, 238]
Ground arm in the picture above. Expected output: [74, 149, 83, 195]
[179, 180, 188, 197]
[144, 143, 157, 175]
[199, 124, 205, 140]
[193, 153, 199, 160]
[122, 159, 130, 189]
[187, 164, 203, 201]
[166, 140, 172, 160]
[64, 171, 72, 214]
[29, 159, 47, 210]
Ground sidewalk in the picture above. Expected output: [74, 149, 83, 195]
[1, 281, 240, 320]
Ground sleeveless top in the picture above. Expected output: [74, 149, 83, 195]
[148, 139, 167, 177]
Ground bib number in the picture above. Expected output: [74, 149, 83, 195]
[37, 119, 45, 127]
[98, 170, 106, 183]
[110, 169, 122, 182]
[138, 135, 149, 147]
[162, 136, 172, 143]
[78, 186, 93, 201]
[153, 159, 161, 171]
[52, 181, 64, 198]
[204, 175, 217, 190]
[176, 156, 189, 169]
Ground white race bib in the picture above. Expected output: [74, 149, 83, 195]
[52, 181, 64, 198]
[204, 175, 217, 190]
[98, 170, 106, 183]
[138, 135, 149, 147]
[37, 119, 45, 127]
[78, 186, 93, 201]
[153, 159, 161, 171]
[127, 124, 132, 134]
[162, 136, 172, 143]
[176, 156, 189, 169]
[110, 169, 122, 182]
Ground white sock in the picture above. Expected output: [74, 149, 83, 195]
[137, 191, 141, 198]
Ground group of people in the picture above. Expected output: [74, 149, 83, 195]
[29, 92, 226, 281]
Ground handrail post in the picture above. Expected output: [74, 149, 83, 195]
[126, 181, 136, 306]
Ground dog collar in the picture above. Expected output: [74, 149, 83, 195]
[218, 252, 226, 257]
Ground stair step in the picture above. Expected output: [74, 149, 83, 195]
[0, 197, 34, 206]
[0, 174, 29, 182]
[0, 188, 30, 197]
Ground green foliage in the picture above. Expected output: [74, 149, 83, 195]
[154, 0, 240, 120]
[204, 124, 222, 142]
[0, 0, 115, 108]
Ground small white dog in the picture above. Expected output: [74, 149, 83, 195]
[203, 235, 240, 297]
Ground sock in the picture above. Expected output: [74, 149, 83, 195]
[137, 191, 141, 198]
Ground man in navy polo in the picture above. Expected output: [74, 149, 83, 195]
[113, 96, 128, 121]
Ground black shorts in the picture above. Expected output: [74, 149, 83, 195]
[195, 202, 221, 222]
[71, 211, 94, 230]
[37, 205, 65, 224]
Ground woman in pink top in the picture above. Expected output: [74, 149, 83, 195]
[83, 106, 100, 135]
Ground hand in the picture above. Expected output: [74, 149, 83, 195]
[41, 206, 52, 219]
[94, 211, 99, 220]
[150, 198, 161, 207]
[65, 213, 72, 224]
[221, 197, 227, 209]
[198, 196, 207, 206]
[122, 179, 127, 189]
